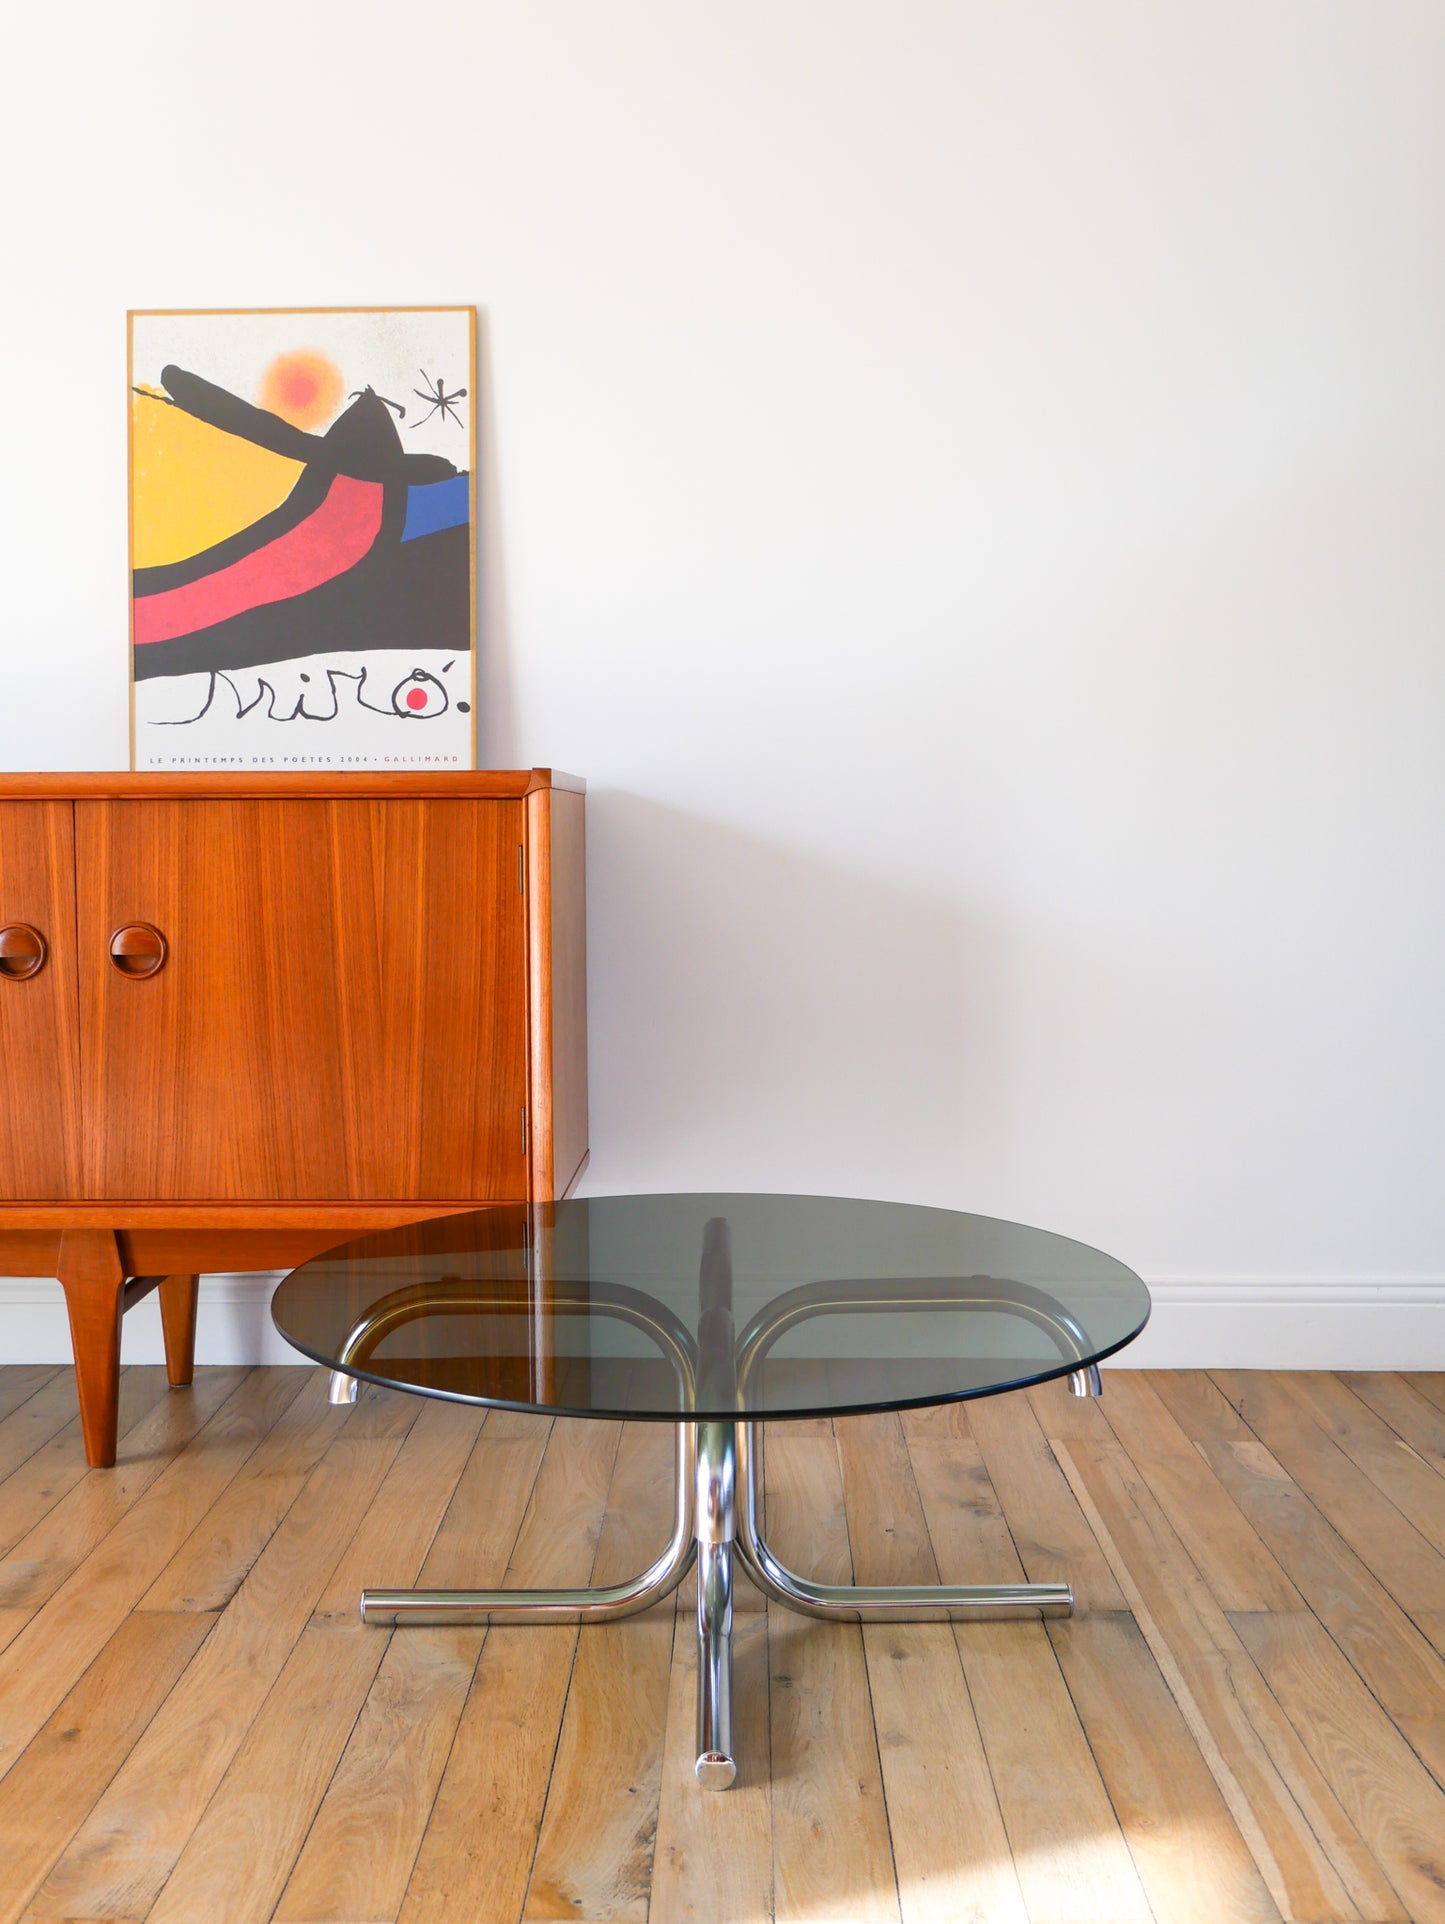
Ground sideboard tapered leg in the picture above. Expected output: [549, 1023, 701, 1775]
[158, 1274, 200, 1387]
[57, 1229, 127, 1469]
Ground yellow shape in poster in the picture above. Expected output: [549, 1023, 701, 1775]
[131, 395, 304, 569]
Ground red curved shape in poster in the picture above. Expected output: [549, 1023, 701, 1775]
[133, 473, 386, 647]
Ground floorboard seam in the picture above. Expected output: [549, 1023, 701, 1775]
[127, 1394, 421, 1923]
[371, 1410, 524, 1922]
[514, 1418, 626, 1924]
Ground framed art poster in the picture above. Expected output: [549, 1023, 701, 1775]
[129, 307, 476, 769]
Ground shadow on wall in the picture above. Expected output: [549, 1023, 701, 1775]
[582, 792, 1009, 1199]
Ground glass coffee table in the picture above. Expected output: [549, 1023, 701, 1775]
[272, 1193, 1149, 1789]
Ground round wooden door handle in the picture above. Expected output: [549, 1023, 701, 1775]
[109, 923, 168, 978]
[0, 923, 47, 980]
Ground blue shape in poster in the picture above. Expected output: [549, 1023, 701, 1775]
[402, 474, 470, 543]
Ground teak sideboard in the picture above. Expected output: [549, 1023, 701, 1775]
[0, 769, 587, 1465]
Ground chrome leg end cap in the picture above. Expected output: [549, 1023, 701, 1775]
[695, 1751, 737, 1791]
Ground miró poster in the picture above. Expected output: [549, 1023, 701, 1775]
[128, 307, 476, 768]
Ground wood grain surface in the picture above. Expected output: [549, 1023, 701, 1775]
[525, 784, 590, 1203]
[74, 798, 529, 1202]
[0, 1367, 1440, 1923]
[0, 771, 585, 800]
[0, 803, 83, 1201]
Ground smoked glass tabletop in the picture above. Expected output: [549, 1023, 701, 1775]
[272, 1194, 1150, 1422]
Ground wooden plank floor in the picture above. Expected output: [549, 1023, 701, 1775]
[0, 1367, 1443, 1923]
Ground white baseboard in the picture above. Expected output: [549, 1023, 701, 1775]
[1120, 1278, 1445, 1370]
[0, 1273, 1442, 1372]
[0, 1273, 299, 1368]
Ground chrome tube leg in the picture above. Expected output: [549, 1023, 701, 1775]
[328, 1369, 358, 1405]
[1069, 1364, 1103, 1398]
[735, 1421, 1073, 1620]
[694, 1419, 737, 1789]
[361, 1421, 696, 1625]
[696, 1540, 734, 1789]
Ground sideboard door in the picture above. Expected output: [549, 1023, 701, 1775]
[75, 799, 529, 1201]
[0, 802, 83, 1198]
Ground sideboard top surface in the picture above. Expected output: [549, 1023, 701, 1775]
[0, 768, 584, 800]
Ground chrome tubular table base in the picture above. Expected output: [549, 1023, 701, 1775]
[735, 1422, 1073, 1623]
[694, 1420, 737, 1788]
[360, 1412, 1075, 1789]
[361, 1421, 698, 1627]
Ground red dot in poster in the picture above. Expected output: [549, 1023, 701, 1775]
[406, 686, 428, 710]
[259, 351, 344, 430]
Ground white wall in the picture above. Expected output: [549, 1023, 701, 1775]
[3, 2, 1443, 1365]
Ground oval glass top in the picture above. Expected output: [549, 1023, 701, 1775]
[273, 1194, 1150, 1421]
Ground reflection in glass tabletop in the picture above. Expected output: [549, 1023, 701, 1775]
[270, 1192, 1150, 1422]
[272, 1194, 1150, 1792]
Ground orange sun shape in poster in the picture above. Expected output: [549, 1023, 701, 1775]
[259, 349, 345, 429]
